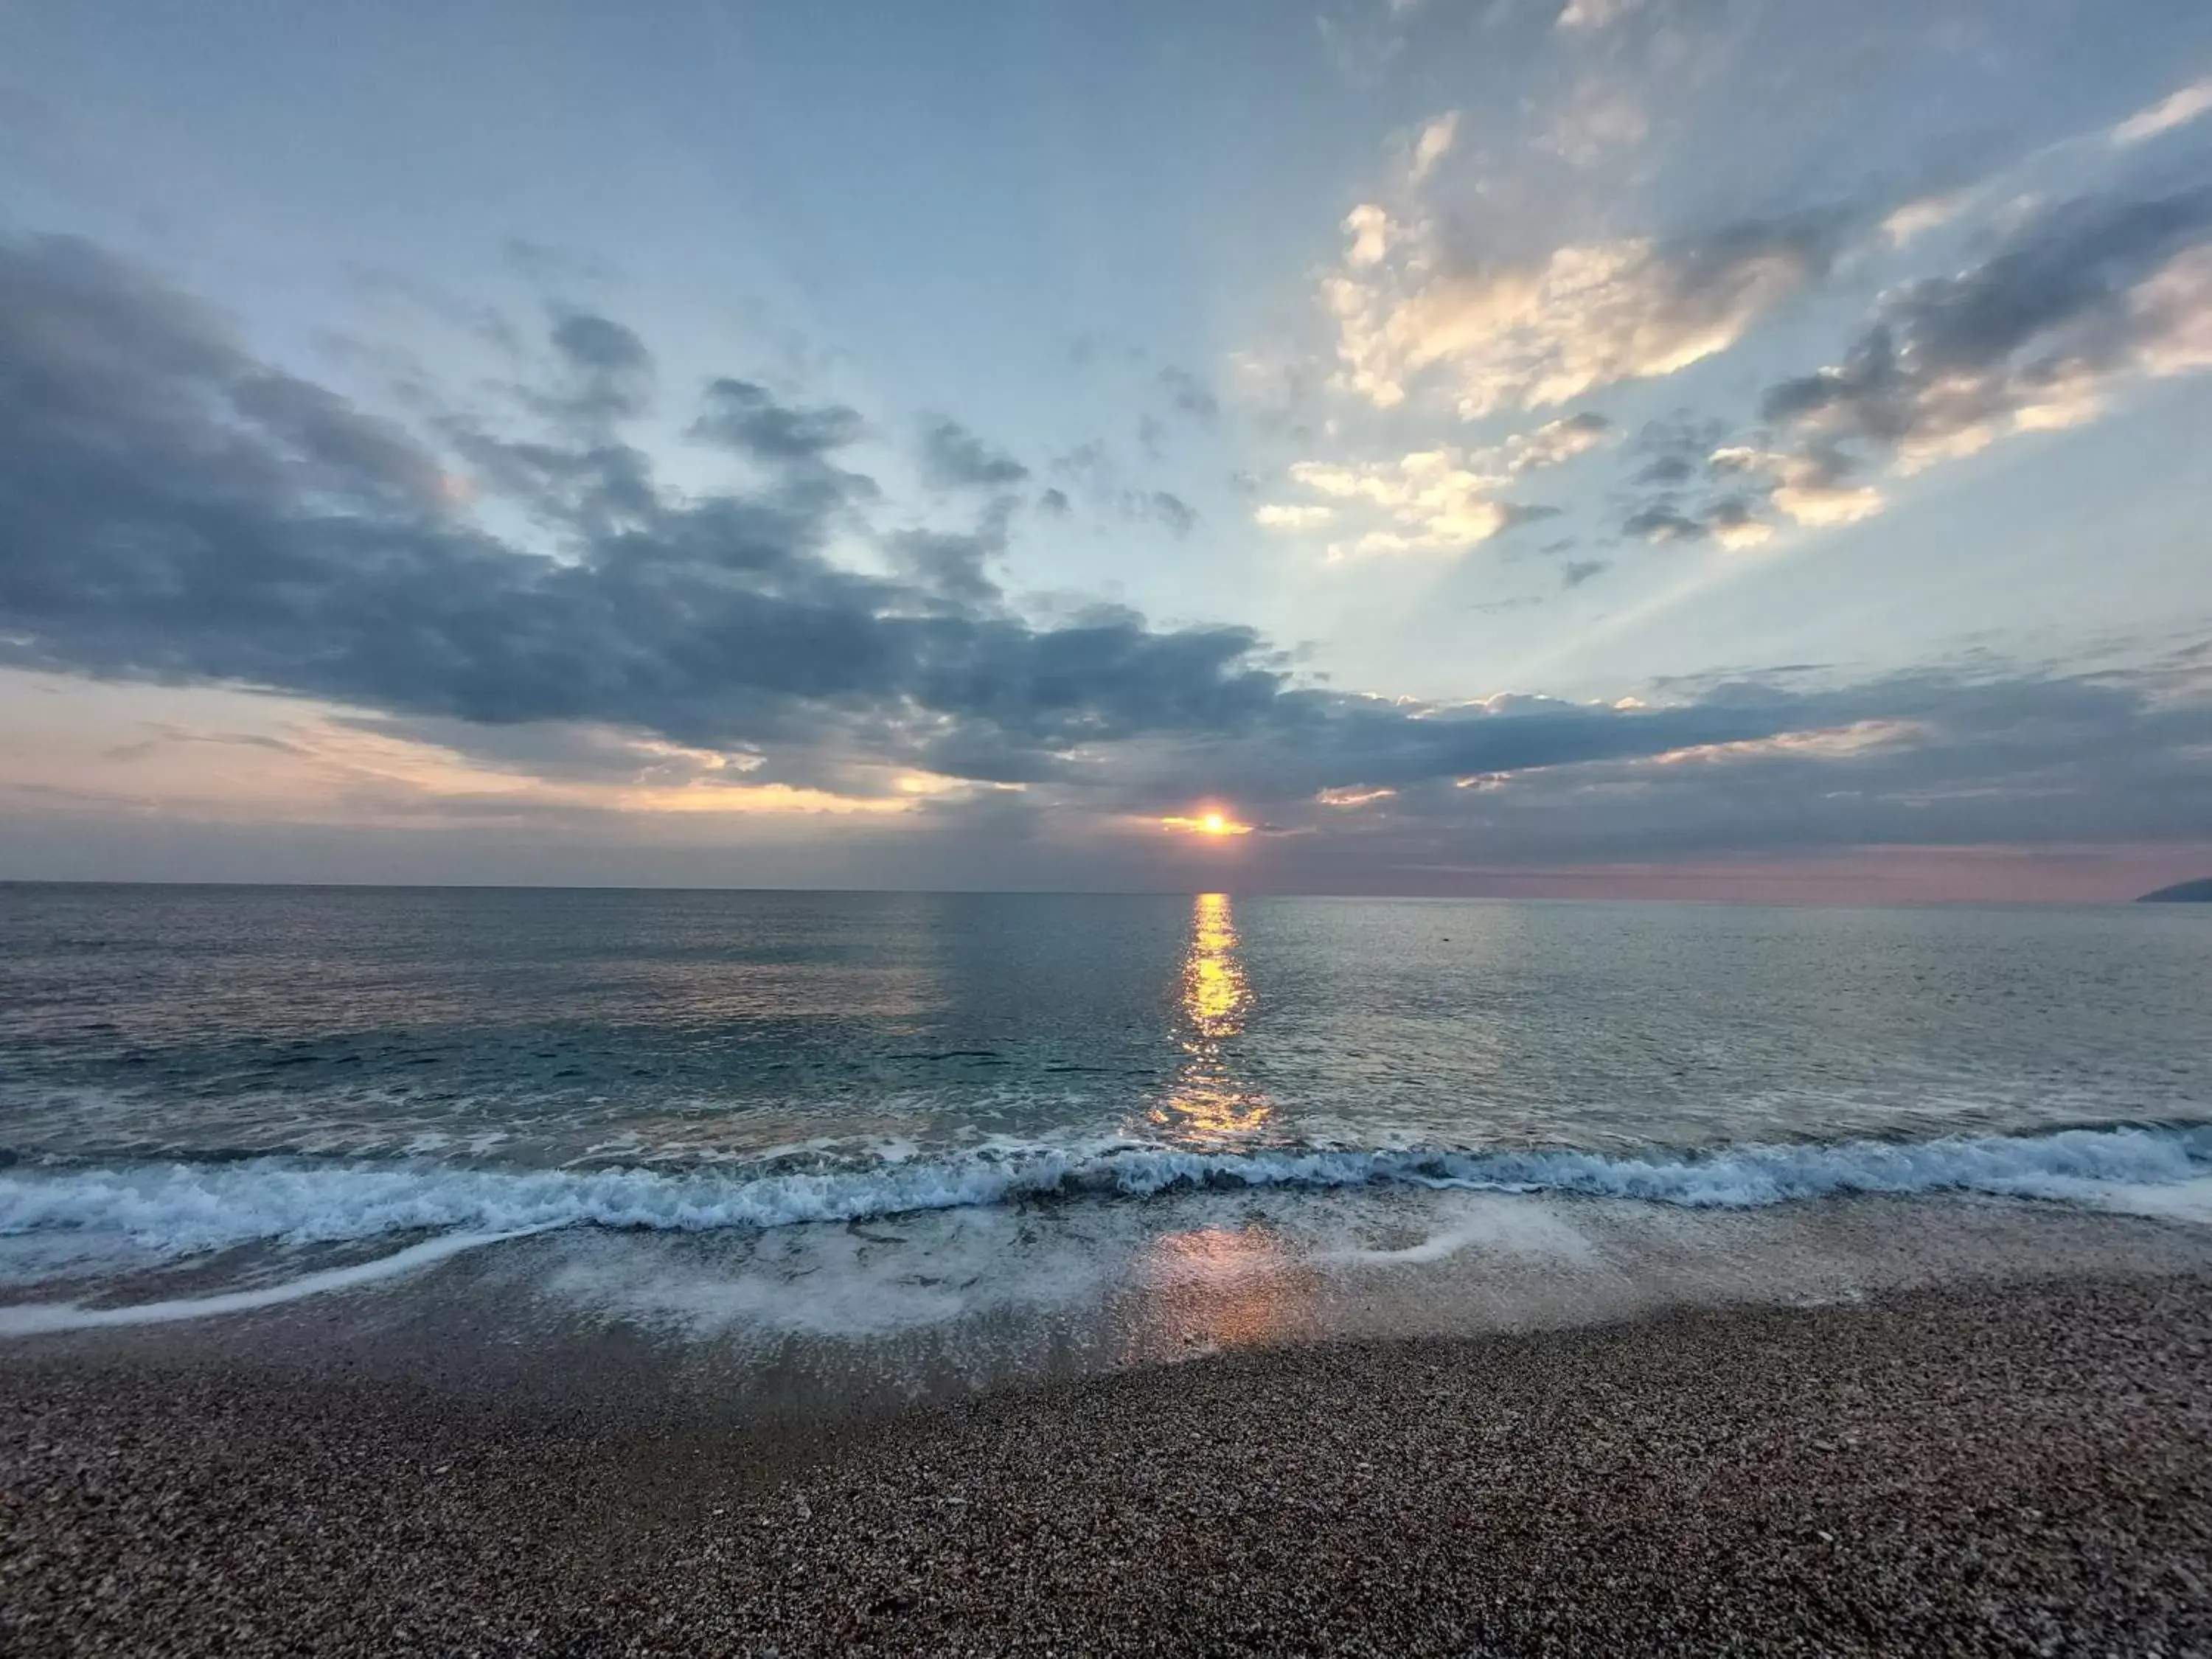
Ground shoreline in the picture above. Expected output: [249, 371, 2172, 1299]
[7, 1270, 2212, 1655]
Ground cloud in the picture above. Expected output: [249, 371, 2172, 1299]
[1540, 80, 1647, 168]
[0, 234, 1284, 793]
[1157, 366, 1220, 422]
[1281, 450, 1545, 557]
[1343, 204, 1392, 270]
[1108, 654, 2212, 864]
[2111, 77, 2212, 147]
[883, 497, 1015, 608]
[50, 701, 946, 827]
[1147, 491, 1198, 535]
[1624, 411, 1725, 484]
[1042, 437, 1206, 533]
[1560, 558, 1608, 588]
[1374, 660, 2212, 866]
[551, 312, 645, 373]
[1254, 503, 1335, 531]
[1621, 494, 1780, 547]
[1704, 498, 1774, 550]
[1709, 447, 1882, 527]
[692, 378, 864, 462]
[1408, 112, 1458, 187]
[1745, 187, 2212, 519]
[546, 311, 653, 425]
[917, 416, 1030, 488]
[1265, 414, 1596, 555]
[1879, 192, 1969, 249]
[1318, 784, 1396, 807]
[1500, 411, 1614, 472]
[7, 232, 2211, 880]
[1555, 0, 1640, 32]
[1329, 210, 1846, 414]
[1610, 414, 1783, 546]
[1622, 504, 1705, 544]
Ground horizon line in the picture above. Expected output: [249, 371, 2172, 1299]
[0, 876, 2185, 907]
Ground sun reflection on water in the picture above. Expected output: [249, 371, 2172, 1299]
[1119, 1222, 1318, 1362]
[1152, 892, 1271, 1143]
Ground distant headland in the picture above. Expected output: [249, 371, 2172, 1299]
[2138, 878, 2212, 902]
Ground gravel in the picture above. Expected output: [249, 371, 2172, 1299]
[6, 1273, 2212, 1656]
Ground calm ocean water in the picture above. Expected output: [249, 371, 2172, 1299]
[2, 885, 2211, 1338]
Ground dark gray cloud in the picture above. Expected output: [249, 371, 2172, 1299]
[1043, 439, 1204, 533]
[546, 311, 653, 425]
[1157, 366, 1219, 422]
[1766, 189, 2212, 436]
[1607, 189, 2212, 549]
[1107, 656, 2212, 878]
[692, 378, 864, 463]
[103, 726, 307, 764]
[1628, 414, 1725, 470]
[550, 312, 646, 374]
[0, 234, 1270, 783]
[1618, 497, 1759, 546]
[918, 416, 1029, 489]
[1622, 504, 1705, 543]
[1749, 187, 2212, 498]
[1560, 559, 1608, 588]
[1613, 413, 1744, 535]
[1147, 491, 1197, 535]
[1705, 498, 1762, 538]
[1369, 662, 2212, 865]
[883, 498, 1015, 608]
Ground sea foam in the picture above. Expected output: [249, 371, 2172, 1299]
[1, 1122, 2208, 1259]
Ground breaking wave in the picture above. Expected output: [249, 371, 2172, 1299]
[2, 1122, 2209, 1259]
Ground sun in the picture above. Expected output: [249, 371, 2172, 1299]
[1161, 807, 1254, 838]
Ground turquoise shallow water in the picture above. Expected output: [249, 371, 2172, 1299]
[1, 885, 2209, 1296]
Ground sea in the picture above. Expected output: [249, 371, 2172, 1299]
[4, 884, 2211, 1412]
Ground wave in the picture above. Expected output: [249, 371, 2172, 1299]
[1, 1123, 2208, 1259]
[0, 1231, 540, 1336]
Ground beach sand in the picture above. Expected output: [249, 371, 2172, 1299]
[6, 1272, 2211, 1656]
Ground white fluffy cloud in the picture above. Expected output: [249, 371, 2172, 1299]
[1408, 112, 1459, 186]
[1253, 502, 1335, 530]
[1327, 216, 1833, 416]
[1281, 451, 1531, 557]
[1879, 192, 1968, 248]
[1256, 413, 1605, 554]
[2111, 77, 2212, 147]
[1287, 450, 1521, 556]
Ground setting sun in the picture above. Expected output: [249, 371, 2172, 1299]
[1161, 807, 1253, 838]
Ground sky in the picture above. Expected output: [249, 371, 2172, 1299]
[1, 0, 2211, 899]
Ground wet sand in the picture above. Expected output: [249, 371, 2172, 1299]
[6, 1272, 2211, 1656]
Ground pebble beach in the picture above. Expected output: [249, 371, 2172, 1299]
[7, 1272, 2210, 1657]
